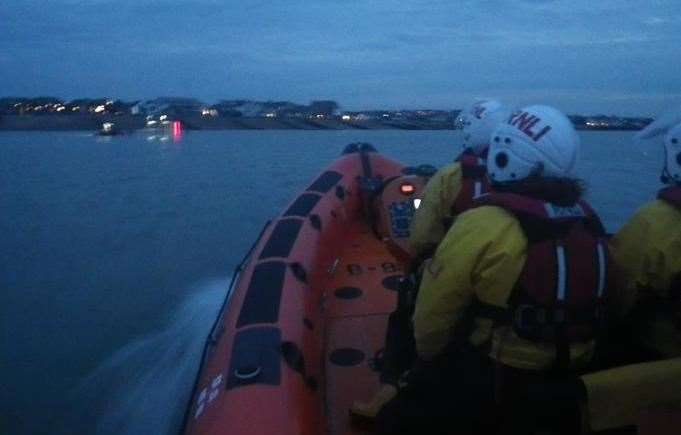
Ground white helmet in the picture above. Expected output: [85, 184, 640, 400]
[633, 108, 681, 185]
[459, 100, 511, 153]
[486, 105, 579, 183]
[663, 123, 681, 184]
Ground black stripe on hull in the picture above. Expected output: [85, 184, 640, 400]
[307, 170, 342, 194]
[259, 219, 303, 259]
[236, 261, 286, 327]
[284, 193, 322, 217]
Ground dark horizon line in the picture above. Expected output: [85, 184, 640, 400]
[0, 95, 656, 119]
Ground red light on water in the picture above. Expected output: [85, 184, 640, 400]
[172, 121, 182, 141]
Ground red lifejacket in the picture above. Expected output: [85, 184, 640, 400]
[475, 193, 610, 360]
[449, 152, 491, 216]
[658, 185, 681, 208]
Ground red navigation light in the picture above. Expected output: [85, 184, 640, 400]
[172, 121, 182, 141]
[400, 182, 415, 195]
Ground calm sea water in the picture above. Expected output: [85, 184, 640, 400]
[0, 130, 661, 435]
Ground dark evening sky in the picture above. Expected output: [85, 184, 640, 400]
[2, 0, 680, 115]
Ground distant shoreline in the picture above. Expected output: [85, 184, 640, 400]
[0, 114, 643, 132]
[0, 114, 453, 131]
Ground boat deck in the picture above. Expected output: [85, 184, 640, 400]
[323, 219, 403, 435]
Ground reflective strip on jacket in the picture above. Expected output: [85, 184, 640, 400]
[408, 162, 463, 259]
[413, 205, 596, 370]
[609, 199, 681, 358]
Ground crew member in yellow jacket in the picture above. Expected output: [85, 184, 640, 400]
[350, 100, 510, 421]
[377, 106, 611, 435]
[578, 121, 681, 432]
[609, 122, 681, 359]
[408, 99, 511, 260]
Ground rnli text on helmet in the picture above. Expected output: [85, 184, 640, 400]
[508, 111, 552, 142]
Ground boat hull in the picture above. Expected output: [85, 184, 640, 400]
[182, 146, 425, 435]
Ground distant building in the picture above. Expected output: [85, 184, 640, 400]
[0, 97, 65, 114]
[570, 114, 653, 130]
[209, 101, 244, 117]
[0, 97, 144, 115]
[209, 100, 339, 119]
[339, 109, 456, 123]
[109, 100, 138, 115]
[65, 98, 113, 114]
[140, 97, 205, 116]
[308, 100, 339, 118]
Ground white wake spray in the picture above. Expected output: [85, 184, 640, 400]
[70, 279, 228, 435]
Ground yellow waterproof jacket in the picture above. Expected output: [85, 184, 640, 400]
[413, 205, 596, 370]
[409, 162, 463, 259]
[581, 357, 681, 431]
[609, 199, 681, 358]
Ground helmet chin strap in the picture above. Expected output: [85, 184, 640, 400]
[661, 145, 669, 184]
[660, 166, 681, 185]
[663, 173, 681, 186]
[660, 146, 676, 185]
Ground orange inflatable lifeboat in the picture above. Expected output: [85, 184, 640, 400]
[180, 143, 681, 435]
[180, 143, 431, 435]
